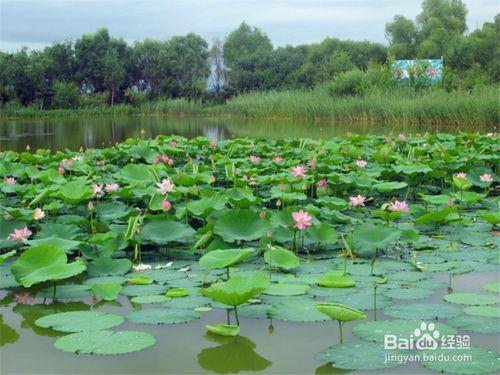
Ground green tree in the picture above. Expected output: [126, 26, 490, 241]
[52, 81, 80, 108]
[385, 15, 419, 58]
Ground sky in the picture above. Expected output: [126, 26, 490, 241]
[0, 0, 498, 51]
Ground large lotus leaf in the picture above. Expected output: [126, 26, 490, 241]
[316, 342, 410, 370]
[141, 219, 195, 244]
[352, 225, 400, 257]
[269, 206, 299, 228]
[38, 284, 93, 299]
[316, 196, 349, 210]
[483, 283, 500, 293]
[269, 298, 329, 322]
[199, 273, 269, 307]
[27, 235, 81, 254]
[353, 319, 457, 343]
[263, 283, 309, 296]
[263, 247, 300, 270]
[0, 250, 16, 264]
[92, 283, 123, 301]
[0, 315, 19, 347]
[415, 207, 455, 225]
[187, 195, 228, 218]
[464, 306, 500, 318]
[444, 292, 500, 306]
[121, 284, 168, 297]
[206, 324, 240, 337]
[385, 287, 436, 300]
[131, 295, 170, 304]
[317, 271, 355, 288]
[383, 303, 462, 320]
[35, 223, 81, 240]
[87, 257, 132, 277]
[479, 211, 500, 225]
[35, 311, 124, 332]
[447, 315, 500, 333]
[422, 347, 500, 375]
[54, 330, 155, 355]
[214, 209, 271, 243]
[324, 290, 393, 311]
[393, 164, 432, 175]
[115, 163, 154, 184]
[11, 245, 86, 288]
[316, 303, 366, 322]
[451, 191, 488, 204]
[54, 181, 93, 204]
[199, 248, 254, 270]
[307, 222, 338, 244]
[127, 308, 200, 325]
[225, 187, 258, 208]
[419, 193, 453, 206]
[373, 181, 408, 192]
[126, 274, 154, 285]
[97, 201, 132, 221]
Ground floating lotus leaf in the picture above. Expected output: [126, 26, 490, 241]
[444, 292, 500, 306]
[165, 288, 189, 298]
[238, 304, 270, 319]
[373, 181, 408, 192]
[316, 303, 366, 322]
[121, 284, 168, 297]
[214, 209, 271, 243]
[483, 283, 500, 293]
[199, 248, 254, 270]
[0, 250, 16, 264]
[316, 342, 410, 370]
[422, 347, 500, 374]
[131, 295, 170, 304]
[126, 274, 154, 285]
[415, 207, 455, 225]
[447, 315, 500, 333]
[141, 219, 195, 244]
[263, 283, 310, 296]
[163, 296, 211, 309]
[27, 235, 81, 254]
[383, 303, 462, 320]
[54, 330, 155, 355]
[352, 319, 457, 343]
[384, 287, 436, 300]
[352, 225, 400, 257]
[317, 271, 355, 288]
[35, 311, 124, 332]
[206, 324, 240, 337]
[92, 283, 122, 301]
[115, 163, 154, 184]
[87, 257, 132, 277]
[11, 245, 86, 288]
[316, 196, 349, 210]
[54, 181, 93, 204]
[38, 284, 93, 299]
[479, 210, 500, 225]
[391, 271, 430, 282]
[464, 306, 500, 318]
[269, 299, 329, 322]
[263, 247, 300, 270]
[307, 222, 338, 244]
[324, 290, 393, 311]
[127, 308, 200, 325]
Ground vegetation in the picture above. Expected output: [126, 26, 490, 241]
[0, 0, 498, 125]
[0, 133, 498, 372]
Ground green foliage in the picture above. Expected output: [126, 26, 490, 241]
[51, 81, 80, 109]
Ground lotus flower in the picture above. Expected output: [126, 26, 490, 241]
[454, 172, 467, 179]
[349, 195, 366, 207]
[388, 200, 409, 213]
[307, 160, 316, 170]
[14, 293, 35, 305]
[170, 141, 178, 147]
[316, 179, 328, 188]
[162, 200, 172, 211]
[5, 177, 16, 184]
[346, 131, 352, 137]
[292, 210, 313, 230]
[33, 208, 45, 220]
[291, 165, 307, 178]
[480, 173, 493, 183]
[156, 178, 175, 195]
[249, 155, 261, 164]
[398, 133, 406, 141]
[8, 227, 32, 242]
[132, 263, 152, 272]
[210, 140, 217, 149]
[91, 183, 104, 196]
[153, 157, 160, 165]
[58, 165, 65, 174]
[105, 183, 119, 192]
[355, 160, 367, 168]
[273, 156, 283, 162]
[72, 155, 83, 162]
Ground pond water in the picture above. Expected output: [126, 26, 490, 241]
[1, 271, 498, 374]
[0, 115, 490, 152]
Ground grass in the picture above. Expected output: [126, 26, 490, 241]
[1, 87, 498, 126]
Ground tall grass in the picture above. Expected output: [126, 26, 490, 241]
[1, 87, 498, 126]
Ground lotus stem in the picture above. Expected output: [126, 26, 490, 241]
[226, 266, 230, 281]
[234, 305, 240, 326]
[373, 285, 378, 321]
[338, 320, 343, 344]
[53, 282, 57, 300]
[268, 250, 272, 282]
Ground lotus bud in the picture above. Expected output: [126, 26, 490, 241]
[87, 201, 94, 211]
[267, 230, 273, 238]
[276, 199, 282, 207]
[26, 144, 30, 151]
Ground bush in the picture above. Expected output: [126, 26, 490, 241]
[79, 92, 109, 108]
[124, 89, 148, 107]
[52, 81, 80, 109]
[327, 69, 368, 97]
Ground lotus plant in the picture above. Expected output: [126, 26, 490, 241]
[316, 303, 366, 343]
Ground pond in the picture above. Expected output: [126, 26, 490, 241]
[0, 115, 490, 152]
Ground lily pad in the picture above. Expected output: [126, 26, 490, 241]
[35, 311, 124, 332]
[54, 330, 155, 355]
[444, 293, 500, 306]
[447, 315, 500, 333]
[464, 306, 500, 318]
[383, 303, 462, 320]
[141, 219, 195, 244]
[263, 247, 300, 270]
[384, 287, 436, 300]
[317, 271, 355, 288]
[92, 283, 122, 301]
[483, 283, 500, 293]
[263, 283, 310, 296]
[199, 248, 254, 270]
[87, 257, 132, 277]
[422, 347, 500, 374]
[206, 324, 240, 337]
[214, 209, 271, 243]
[130, 295, 170, 304]
[127, 308, 200, 325]
[269, 299, 329, 322]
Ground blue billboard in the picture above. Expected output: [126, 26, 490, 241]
[392, 58, 443, 84]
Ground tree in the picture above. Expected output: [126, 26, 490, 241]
[209, 37, 228, 94]
[103, 47, 126, 106]
[52, 81, 79, 108]
[385, 15, 419, 58]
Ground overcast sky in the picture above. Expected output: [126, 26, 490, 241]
[0, 0, 497, 51]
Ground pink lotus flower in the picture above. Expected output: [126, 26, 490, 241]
[153, 157, 160, 165]
[346, 131, 352, 137]
[33, 208, 45, 220]
[291, 165, 307, 178]
[8, 227, 32, 242]
[210, 175, 215, 184]
[87, 201, 94, 211]
[210, 140, 217, 149]
[249, 155, 261, 164]
[105, 183, 119, 192]
[91, 183, 104, 196]
[349, 195, 366, 207]
[398, 133, 406, 141]
[156, 178, 175, 195]
[454, 172, 467, 179]
[388, 200, 409, 213]
[66, 160, 74, 168]
[170, 141, 178, 147]
[162, 200, 172, 211]
[14, 293, 35, 305]
[316, 179, 328, 188]
[292, 210, 313, 230]
[385, 137, 392, 144]
[58, 165, 65, 174]
[249, 177, 258, 186]
[242, 175, 248, 180]
[355, 160, 367, 168]
[480, 173, 493, 183]
[273, 156, 283, 163]
[307, 160, 316, 170]
[4, 177, 16, 184]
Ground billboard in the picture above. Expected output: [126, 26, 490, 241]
[392, 58, 443, 84]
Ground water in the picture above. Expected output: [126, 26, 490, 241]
[0, 115, 487, 152]
[1, 272, 498, 374]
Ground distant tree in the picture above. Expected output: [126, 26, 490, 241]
[385, 15, 419, 58]
[52, 81, 79, 108]
[209, 37, 228, 94]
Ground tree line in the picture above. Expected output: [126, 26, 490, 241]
[0, 0, 498, 109]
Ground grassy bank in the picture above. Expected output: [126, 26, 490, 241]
[1, 87, 498, 126]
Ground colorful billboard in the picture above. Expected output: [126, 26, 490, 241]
[392, 58, 443, 84]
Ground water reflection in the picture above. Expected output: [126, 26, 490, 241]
[0, 115, 478, 152]
[315, 362, 350, 374]
[197, 333, 272, 373]
[0, 314, 19, 347]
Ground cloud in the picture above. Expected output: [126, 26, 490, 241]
[0, 0, 497, 51]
